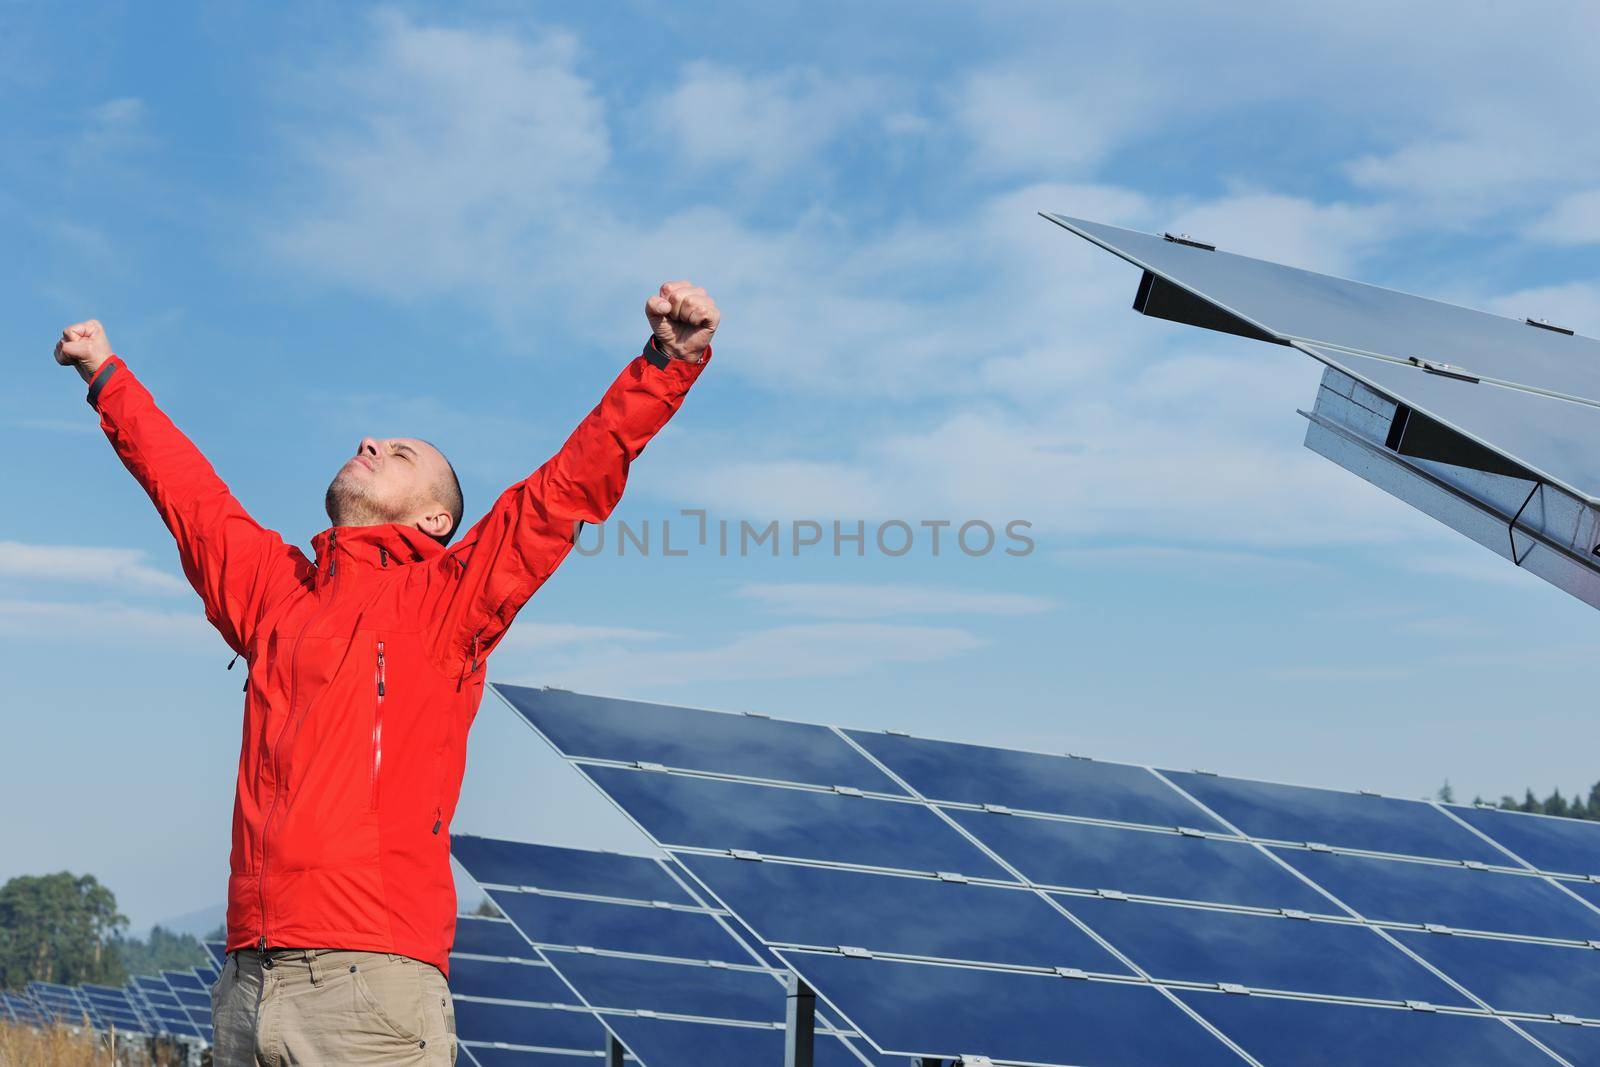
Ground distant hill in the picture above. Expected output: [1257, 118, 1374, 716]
[141, 902, 225, 941]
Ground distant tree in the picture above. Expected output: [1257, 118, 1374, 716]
[1521, 789, 1540, 814]
[472, 898, 502, 919]
[1499, 795, 1519, 811]
[0, 872, 127, 990]
[115, 925, 208, 976]
[1436, 781, 1455, 804]
[1544, 789, 1570, 819]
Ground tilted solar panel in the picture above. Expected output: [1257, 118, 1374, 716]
[452, 834, 890, 1066]
[1040, 213, 1600, 410]
[500, 683, 1600, 1066]
[450, 912, 615, 1063]
[1043, 213, 1600, 612]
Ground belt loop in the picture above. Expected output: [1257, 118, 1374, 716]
[305, 949, 322, 986]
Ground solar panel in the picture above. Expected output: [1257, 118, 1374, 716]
[501, 683, 1600, 1065]
[1039, 213, 1600, 409]
[26, 982, 95, 1028]
[80, 983, 147, 1033]
[203, 940, 229, 969]
[1042, 213, 1600, 611]
[450, 913, 615, 1063]
[452, 835, 889, 1066]
[131, 973, 201, 1038]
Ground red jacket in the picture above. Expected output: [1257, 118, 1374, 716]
[86, 339, 710, 974]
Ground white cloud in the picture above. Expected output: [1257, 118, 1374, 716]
[1526, 189, 1600, 246]
[80, 97, 151, 156]
[0, 541, 187, 594]
[952, 68, 1153, 178]
[1485, 281, 1600, 340]
[738, 581, 1053, 619]
[270, 10, 608, 310]
[650, 62, 880, 180]
[0, 599, 210, 643]
[1163, 192, 1394, 276]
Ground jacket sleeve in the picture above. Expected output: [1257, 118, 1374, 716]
[86, 356, 308, 655]
[430, 338, 711, 672]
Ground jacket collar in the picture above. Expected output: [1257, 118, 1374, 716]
[310, 523, 447, 574]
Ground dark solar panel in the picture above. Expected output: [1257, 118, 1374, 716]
[504, 684, 1600, 1064]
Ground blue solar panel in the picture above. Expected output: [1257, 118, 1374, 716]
[203, 940, 229, 968]
[1056, 895, 1469, 1005]
[676, 852, 1133, 974]
[500, 684, 904, 794]
[1449, 805, 1600, 877]
[582, 765, 1008, 878]
[454, 835, 692, 904]
[1391, 931, 1600, 1020]
[783, 951, 1243, 1066]
[599, 1015, 872, 1067]
[950, 808, 1333, 912]
[1518, 1020, 1600, 1065]
[1177, 989, 1557, 1065]
[461, 1049, 611, 1067]
[454, 1000, 607, 1051]
[1274, 847, 1600, 940]
[455, 914, 540, 959]
[542, 949, 781, 1023]
[1163, 770, 1506, 863]
[488, 888, 755, 965]
[505, 686, 1600, 1065]
[846, 729, 1227, 830]
[455, 835, 887, 1067]
[449, 956, 574, 1005]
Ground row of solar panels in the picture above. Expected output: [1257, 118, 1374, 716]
[448, 835, 887, 1067]
[486, 683, 1600, 1066]
[0, 959, 217, 1043]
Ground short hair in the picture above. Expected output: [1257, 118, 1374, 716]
[422, 440, 464, 546]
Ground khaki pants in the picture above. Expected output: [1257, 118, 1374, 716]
[211, 948, 456, 1066]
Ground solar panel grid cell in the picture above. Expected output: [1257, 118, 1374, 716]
[453, 834, 891, 1066]
[500, 684, 1599, 1065]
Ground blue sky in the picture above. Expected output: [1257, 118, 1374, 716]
[5, 1, 1600, 931]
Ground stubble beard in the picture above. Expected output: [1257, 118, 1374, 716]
[325, 469, 395, 528]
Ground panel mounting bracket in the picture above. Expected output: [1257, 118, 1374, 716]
[1509, 480, 1545, 567]
[1406, 356, 1480, 383]
[784, 973, 816, 1067]
[1162, 232, 1216, 251]
[1527, 317, 1576, 336]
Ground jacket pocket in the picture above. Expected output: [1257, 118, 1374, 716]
[370, 637, 386, 813]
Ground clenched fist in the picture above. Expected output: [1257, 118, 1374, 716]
[646, 281, 719, 364]
[55, 320, 114, 383]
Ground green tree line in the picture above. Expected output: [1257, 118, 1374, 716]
[1440, 778, 1600, 820]
[0, 872, 208, 991]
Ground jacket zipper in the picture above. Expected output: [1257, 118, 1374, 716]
[370, 639, 386, 812]
[258, 529, 340, 949]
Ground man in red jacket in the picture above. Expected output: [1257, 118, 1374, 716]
[54, 281, 719, 1065]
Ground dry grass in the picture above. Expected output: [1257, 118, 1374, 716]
[0, 1018, 112, 1066]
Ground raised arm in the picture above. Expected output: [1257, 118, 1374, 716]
[428, 282, 719, 674]
[56, 320, 309, 655]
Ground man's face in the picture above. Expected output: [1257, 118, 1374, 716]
[325, 436, 452, 532]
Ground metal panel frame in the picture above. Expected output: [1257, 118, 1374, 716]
[500, 685, 1600, 1064]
